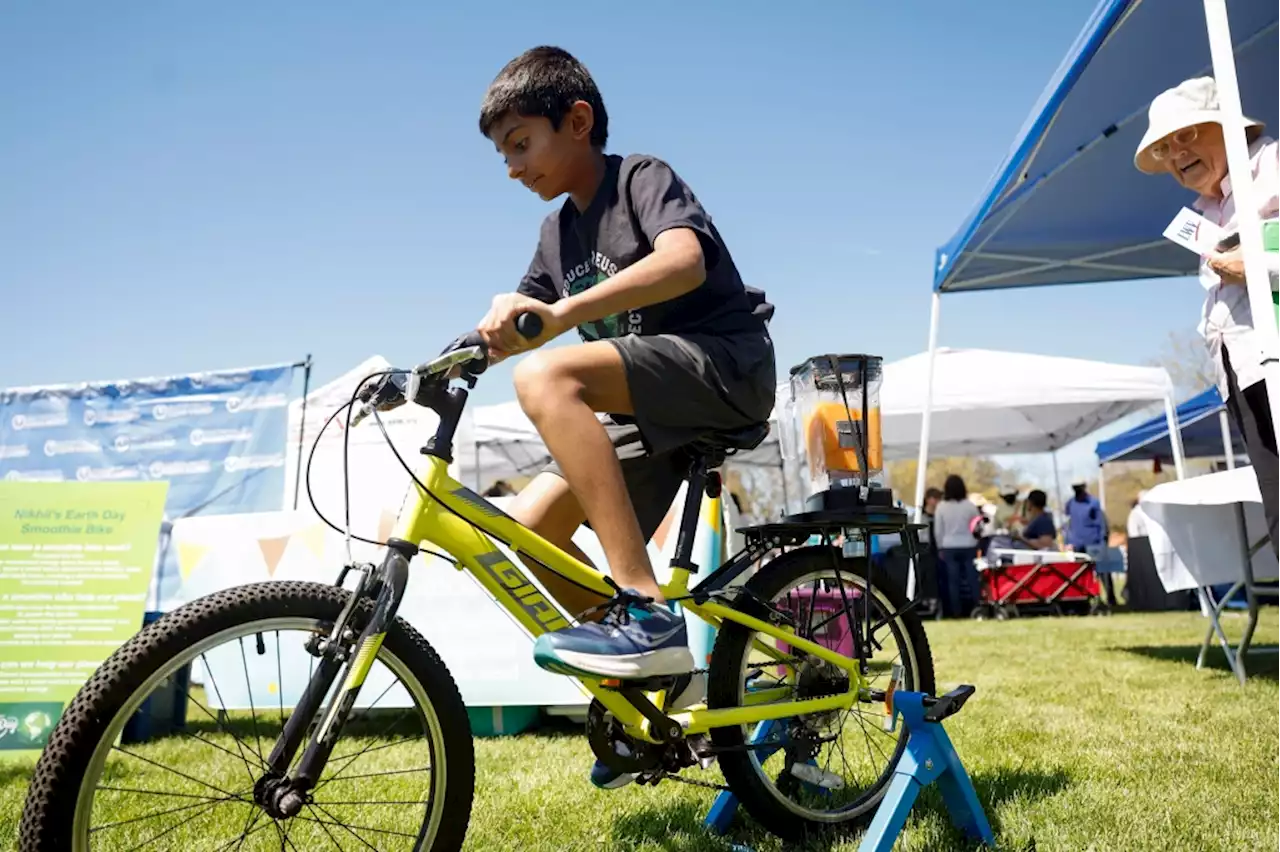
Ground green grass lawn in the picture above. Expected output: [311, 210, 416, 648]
[1, 608, 1276, 851]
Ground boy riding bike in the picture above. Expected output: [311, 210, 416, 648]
[474, 46, 776, 782]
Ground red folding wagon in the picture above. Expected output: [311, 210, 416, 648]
[971, 547, 1108, 619]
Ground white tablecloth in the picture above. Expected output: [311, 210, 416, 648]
[1139, 467, 1277, 592]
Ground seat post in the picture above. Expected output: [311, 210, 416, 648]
[669, 454, 709, 574]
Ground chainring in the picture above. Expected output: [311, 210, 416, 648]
[586, 699, 662, 774]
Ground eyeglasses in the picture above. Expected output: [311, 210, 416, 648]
[1149, 126, 1199, 161]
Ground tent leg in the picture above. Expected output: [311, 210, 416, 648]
[909, 292, 943, 600]
[1097, 465, 1107, 513]
[292, 354, 313, 510]
[1219, 409, 1236, 470]
[1052, 450, 1063, 519]
[1202, 0, 1280, 441]
[1161, 393, 1187, 480]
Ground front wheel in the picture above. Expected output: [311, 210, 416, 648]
[707, 546, 935, 842]
[20, 581, 475, 851]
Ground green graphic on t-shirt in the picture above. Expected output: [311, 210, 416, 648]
[566, 271, 626, 341]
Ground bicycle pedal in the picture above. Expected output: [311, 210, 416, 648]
[601, 674, 680, 692]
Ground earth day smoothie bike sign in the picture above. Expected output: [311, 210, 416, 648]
[0, 480, 166, 756]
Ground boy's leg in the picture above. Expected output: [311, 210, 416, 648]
[513, 341, 695, 680]
[512, 341, 664, 603]
[504, 471, 611, 618]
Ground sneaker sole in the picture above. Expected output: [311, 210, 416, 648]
[592, 772, 637, 790]
[534, 643, 695, 679]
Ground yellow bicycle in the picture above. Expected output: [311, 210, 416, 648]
[21, 317, 934, 850]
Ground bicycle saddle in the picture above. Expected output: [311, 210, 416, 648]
[692, 421, 771, 454]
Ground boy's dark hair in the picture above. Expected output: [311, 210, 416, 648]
[923, 487, 943, 502]
[479, 46, 608, 148]
[942, 474, 967, 502]
[1027, 489, 1047, 510]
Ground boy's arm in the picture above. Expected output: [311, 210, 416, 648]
[556, 157, 713, 328]
[553, 229, 705, 329]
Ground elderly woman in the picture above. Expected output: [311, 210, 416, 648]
[1135, 76, 1278, 556]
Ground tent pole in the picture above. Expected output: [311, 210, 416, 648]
[912, 293, 942, 522]
[1052, 450, 1064, 519]
[292, 354, 313, 510]
[1202, 0, 1280, 440]
[908, 292, 942, 601]
[1219, 409, 1236, 470]
[1161, 391, 1187, 480]
[1097, 464, 1107, 512]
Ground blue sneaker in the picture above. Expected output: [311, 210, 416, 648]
[533, 590, 694, 679]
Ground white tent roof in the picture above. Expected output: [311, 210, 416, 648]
[731, 348, 1174, 466]
[306, 348, 1176, 495]
[455, 400, 550, 491]
[875, 347, 1174, 457]
[283, 355, 443, 526]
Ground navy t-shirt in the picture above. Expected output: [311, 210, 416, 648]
[1024, 513, 1056, 542]
[517, 153, 768, 342]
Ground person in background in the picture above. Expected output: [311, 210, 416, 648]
[932, 475, 981, 618]
[1135, 76, 1278, 557]
[921, 486, 943, 558]
[483, 479, 516, 497]
[993, 490, 1019, 532]
[1126, 491, 1150, 543]
[1018, 490, 1057, 550]
[1065, 481, 1113, 606]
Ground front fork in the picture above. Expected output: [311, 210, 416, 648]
[256, 537, 418, 814]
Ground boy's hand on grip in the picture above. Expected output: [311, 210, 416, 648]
[478, 294, 564, 357]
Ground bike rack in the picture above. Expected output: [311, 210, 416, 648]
[703, 686, 994, 851]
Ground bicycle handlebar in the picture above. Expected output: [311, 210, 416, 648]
[515, 311, 543, 339]
[352, 311, 544, 426]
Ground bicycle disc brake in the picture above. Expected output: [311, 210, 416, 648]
[586, 699, 661, 774]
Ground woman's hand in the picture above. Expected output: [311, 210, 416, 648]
[1207, 248, 1246, 284]
[477, 294, 567, 360]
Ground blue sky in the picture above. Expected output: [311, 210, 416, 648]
[1, 1, 1207, 489]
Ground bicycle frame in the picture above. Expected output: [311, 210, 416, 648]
[270, 372, 880, 802]
[384, 454, 869, 744]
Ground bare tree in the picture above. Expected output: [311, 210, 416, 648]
[1150, 328, 1214, 398]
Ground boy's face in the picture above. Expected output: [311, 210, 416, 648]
[488, 102, 594, 202]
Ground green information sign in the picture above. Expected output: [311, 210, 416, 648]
[0, 481, 167, 757]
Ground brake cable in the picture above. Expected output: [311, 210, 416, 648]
[303, 363, 620, 603]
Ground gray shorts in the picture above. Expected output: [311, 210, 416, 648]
[543, 329, 776, 540]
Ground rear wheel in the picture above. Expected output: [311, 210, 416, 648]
[20, 581, 475, 851]
[708, 546, 934, 842]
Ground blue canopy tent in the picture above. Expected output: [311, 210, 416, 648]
[912, 0, 1279, 522]
[1095, 386, 1246, 464]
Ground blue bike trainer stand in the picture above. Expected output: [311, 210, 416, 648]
[704, 686, 995, 851]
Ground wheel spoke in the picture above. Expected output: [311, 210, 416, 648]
[316, 764, 431, 784]
[91, 792, 243, 833]
[303, 801, 420, 840]
[111, 746, 252, 802]
[210, 812, 275, 852]
[198, 652, 267, 785]
[303, 803, 381, 851]
[239, 636, 267, 764]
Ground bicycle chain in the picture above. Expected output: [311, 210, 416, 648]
[657, 772, 730, 792]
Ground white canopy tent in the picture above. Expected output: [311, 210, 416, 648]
[455, 400, 550, 492]
[734, 347, 1182, 461]
[870, 347, 1183, 461]
[282, 355, 443, 554]
[461, 349, 1184, 512]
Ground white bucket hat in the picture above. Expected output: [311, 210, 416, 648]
[1134, 76, 1264, 174]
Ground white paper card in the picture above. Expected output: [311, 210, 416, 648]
[1163, 206, 1223, 255]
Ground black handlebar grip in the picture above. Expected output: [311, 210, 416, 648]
[515, 312, 543, 339]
